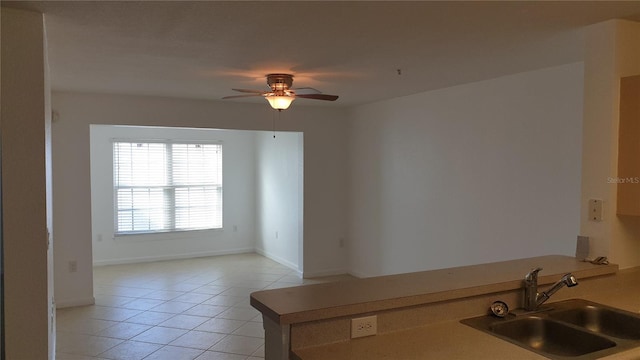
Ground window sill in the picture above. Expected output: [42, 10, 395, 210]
[112, 228, 224, 242]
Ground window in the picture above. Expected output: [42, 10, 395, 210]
[113, 140, 222, 234]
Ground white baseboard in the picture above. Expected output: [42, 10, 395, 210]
[93, 247, 255, 266]
[56, 296, 95, 309]
[303, 268, 349, 279]
[347, 270, 373, 279]
[255, 248, 302, 277]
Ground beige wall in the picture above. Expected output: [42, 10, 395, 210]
[1, 8, 53, 359]
[581, 20, 640, 269]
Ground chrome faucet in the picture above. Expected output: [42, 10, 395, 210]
[523, 267, 578, 311]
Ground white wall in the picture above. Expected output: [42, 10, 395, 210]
[52, 91, 349, 306]
[347, 62, 584, 277]
[581, 20, 640, 269]
[90, 125, 257, 265]
[1, 8, 53, 359]
[255, 131, 304, 273]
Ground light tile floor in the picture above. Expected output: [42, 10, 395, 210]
[56, 253, 354, 360]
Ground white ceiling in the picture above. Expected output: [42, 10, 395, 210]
[5, 1, 640, 107]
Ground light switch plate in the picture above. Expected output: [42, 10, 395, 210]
[588, 199, 603, 221]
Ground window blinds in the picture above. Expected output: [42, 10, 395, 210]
[113, 141, 222, 234]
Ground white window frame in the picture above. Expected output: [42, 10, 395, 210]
[112, 139, 223, 236]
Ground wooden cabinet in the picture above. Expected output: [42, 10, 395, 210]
[617, 75, 640, 216]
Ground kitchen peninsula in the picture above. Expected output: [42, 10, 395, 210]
[251, 255, 640, 359]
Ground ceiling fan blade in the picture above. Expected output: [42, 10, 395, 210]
[222, 94, 263, 100]
[296, 94, 339, 101]
[232, 88, 267, 94]
[292, 87, 321, 95]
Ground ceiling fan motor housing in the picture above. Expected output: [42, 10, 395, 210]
[222, 73, 337, 104]
[267, 73, 294, 92]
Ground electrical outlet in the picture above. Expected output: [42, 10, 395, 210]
[69, 260, 77, 273]
[351, 315, 377, 338]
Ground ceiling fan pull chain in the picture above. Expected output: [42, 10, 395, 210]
[273, 110, 278, 139]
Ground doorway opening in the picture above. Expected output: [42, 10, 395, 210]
[89, 124, 304, 276]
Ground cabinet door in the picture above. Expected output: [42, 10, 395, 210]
[617, 74, 640, 216]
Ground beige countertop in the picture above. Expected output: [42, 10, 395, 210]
[291, 266, 640, 360]
[251, 255, 618, 325]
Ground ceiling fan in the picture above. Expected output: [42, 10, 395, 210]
[222, 73, 339, 110]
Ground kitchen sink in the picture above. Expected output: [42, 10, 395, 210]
[489, 317, 615, 356]
[461, 299, 640, 359]
[548, 304, 640, 340]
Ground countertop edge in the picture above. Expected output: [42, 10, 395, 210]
[251, 255, 618, 325]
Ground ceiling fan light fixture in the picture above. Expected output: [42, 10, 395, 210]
[266, 95, 295, 110]
[223, 73, 338, 109]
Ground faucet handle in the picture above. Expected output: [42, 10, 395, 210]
[525, 267, 543, 281]
[563, 273, 578, 287]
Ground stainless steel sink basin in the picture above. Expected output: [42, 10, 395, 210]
[489, 317, 615, 356]
[461, 299, 640, 359]
[548, 304, 640, 340]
